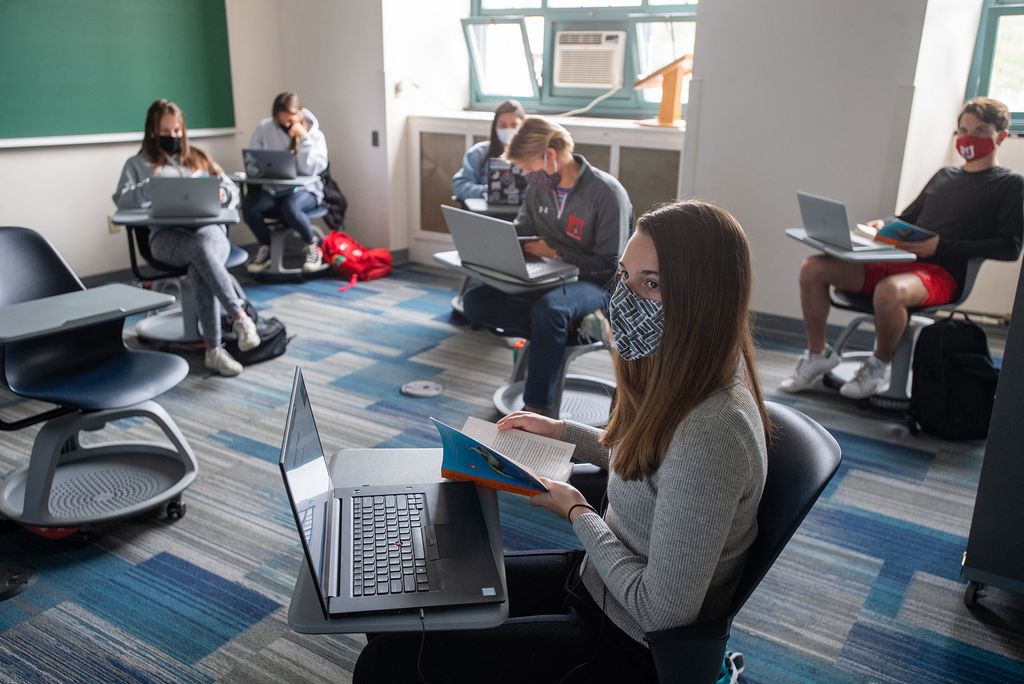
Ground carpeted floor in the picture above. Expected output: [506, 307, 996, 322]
[1, 263, 1022, 683]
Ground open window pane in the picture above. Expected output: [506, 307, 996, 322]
[635, 21, 696, 103]
[464, 20, 538, 98]
[988, 14, 1024, 111]
[524, 16, 546, 89]
[547, 0, 641, 7]
[480, 0, 542, 9]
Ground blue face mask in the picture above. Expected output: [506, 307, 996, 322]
[524, 155, 560, 192]
[608, 280, 664, 361]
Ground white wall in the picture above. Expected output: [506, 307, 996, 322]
[0, 0, 283, 277]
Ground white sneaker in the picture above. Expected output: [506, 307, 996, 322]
[840, 357, 890, 399]
[302, 242, 323, 272]
[579, 310, 611, 346]
[205, 346, 242, 377]
[246, 245, 272, 274]
[232, 313, 261, 352]
[779, 347, 841, 393]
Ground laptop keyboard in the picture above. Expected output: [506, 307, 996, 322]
[352, 493, 430, 596]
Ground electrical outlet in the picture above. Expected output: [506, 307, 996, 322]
[107, 215, 122, 234]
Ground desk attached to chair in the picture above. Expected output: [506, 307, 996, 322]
[112, 208, 240, 228]
[785, 228, 916, 263]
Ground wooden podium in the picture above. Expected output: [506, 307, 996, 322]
[634, 53, 693, 129]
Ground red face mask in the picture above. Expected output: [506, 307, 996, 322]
[955, 134, 996, 161]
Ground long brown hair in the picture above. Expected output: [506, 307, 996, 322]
[484, 99, 526, 165]
[140, 99, 221, 175]
[601, 200, 772, 481]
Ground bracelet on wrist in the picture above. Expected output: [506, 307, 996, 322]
[567, 503, 598, 522]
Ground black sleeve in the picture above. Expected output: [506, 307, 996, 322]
[936, 175, 1024, 262]
[896, 171, 940, 224]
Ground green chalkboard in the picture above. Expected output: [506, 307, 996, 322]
[0, 0, 235, 140]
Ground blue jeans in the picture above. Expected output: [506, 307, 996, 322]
[462, 281, 610, 409]
[241, 188, 318, 245]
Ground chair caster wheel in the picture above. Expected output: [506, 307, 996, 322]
[906, 416, 919, 435]
[964, 580, 982, 608]
[165, 498, 187, 522]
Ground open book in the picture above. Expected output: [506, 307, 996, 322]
[432, 417, 575, 497]
[856, 219, 935, 246]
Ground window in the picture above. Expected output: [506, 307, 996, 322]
[968, 1, 1024, 133]
[466, 1, 698, 118]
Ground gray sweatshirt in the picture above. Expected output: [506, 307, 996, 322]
[247, 107, 329, 200]
[565, 369, 767, 644]
[513, 154, 633, 286]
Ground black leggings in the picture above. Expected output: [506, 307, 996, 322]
[353, 550, 657, 684]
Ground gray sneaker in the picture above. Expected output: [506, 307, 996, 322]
[302, 242, 323, 272]
[779, 347, 841, 393]
[205, 346, 242, 377]
[246, 245, 272, 274]
[840, 357, 891, 399]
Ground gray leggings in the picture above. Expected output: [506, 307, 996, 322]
[149, 225, 243, 348]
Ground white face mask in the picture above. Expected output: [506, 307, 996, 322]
[496, 127, 517, 146]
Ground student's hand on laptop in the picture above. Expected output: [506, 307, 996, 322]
[529, 477, 588, 521]
[522, 239, 559, 259]
[496, 411, 565, 440]
[897, 235, 939, 258]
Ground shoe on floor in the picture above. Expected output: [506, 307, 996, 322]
[205, 346, 243, 377]
[232, 313, 261, 352]
[246, 244, 272, 274]
[302, 242, 323, 272]
[779, 347, 840, 393]
[840, 357, 890, 399]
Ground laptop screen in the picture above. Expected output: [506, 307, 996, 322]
[279, 368, 332, 611]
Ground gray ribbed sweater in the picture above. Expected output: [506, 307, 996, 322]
[565, 373, 767, 644]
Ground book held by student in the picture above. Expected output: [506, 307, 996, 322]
[433, 417, 575, 496]
[856, 219, 936, 246]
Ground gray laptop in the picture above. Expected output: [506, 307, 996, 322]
[797, 192, 894, 252]
[243, 148, 298, 180]
[279, 368, 505, 618]
[149, 177, 221, 218]
[441, 205, 579, 283]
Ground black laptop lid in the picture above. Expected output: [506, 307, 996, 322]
[279, 367, 333, 615]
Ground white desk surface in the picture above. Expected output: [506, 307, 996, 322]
[432, 250, 576, 296]
[0, 284, 174, 343]
[464, 197, 519, 216]
[112, 208, 240, 227]
[231, 172, 317, 187]
[287, 448, 508, 634]
[785, 228, 917, 263]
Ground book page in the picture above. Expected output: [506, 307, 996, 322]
[462, 417, 575, 482]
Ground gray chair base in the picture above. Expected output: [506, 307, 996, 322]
[824, 312, 934, 409]
[492, 339, 615, 427]
[254, 220, 330, 278]
[0, 399, 197, 527]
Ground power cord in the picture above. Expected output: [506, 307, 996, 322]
[556, 82, 624, 117]
[416, 608, 428, 684]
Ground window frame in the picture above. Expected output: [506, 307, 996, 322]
[467, 0, 698, 118]
[967, 0, 1024, 133]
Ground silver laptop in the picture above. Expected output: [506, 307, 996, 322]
[279, 368, 505, 618]
[441, 205, 579, 283]
[797, 192, 894, 252]
[149, 177, 221, 218]
[243, 148, 298, 180]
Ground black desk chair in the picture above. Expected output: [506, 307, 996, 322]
[824, 257, 985, 409]
[0, 227, 197, 527]
[567, 401, 842, 683]
[126, 225, 248, 346]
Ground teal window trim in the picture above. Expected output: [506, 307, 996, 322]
[467, 1, 698, 118]
[967, 0, 1024, 134]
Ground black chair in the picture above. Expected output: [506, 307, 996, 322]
[824, 257, 985, 409]
[567, 401, 842, 683]
[0, 227, 197, 526]
[126, 225, 248, 345]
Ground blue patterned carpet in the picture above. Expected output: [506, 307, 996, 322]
[1, 263, 1022, 683]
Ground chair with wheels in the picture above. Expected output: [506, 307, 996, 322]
[0, 226, 197, 528]
[566, 401, 842, 683]
[823, 257, 985, 409]
[125, 224, 248, 346]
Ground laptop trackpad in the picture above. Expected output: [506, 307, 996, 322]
[434, 523, 487, 558]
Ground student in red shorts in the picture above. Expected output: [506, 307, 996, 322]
[782, 97, 1023, 399]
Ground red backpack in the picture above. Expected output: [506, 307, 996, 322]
[321, 231, 393, 288]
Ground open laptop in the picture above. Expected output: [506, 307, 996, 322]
[441, 205, 579, 283]
[279, 367, 505, 618]
[485, 158, 525, 206]
[243, 148, 298, 180]
[149, 177, 221, 218]
[797, 192, 895, 252]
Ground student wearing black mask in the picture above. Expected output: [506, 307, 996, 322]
[113, 99, 261, 377]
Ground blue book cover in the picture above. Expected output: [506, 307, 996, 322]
[874, 219, 935, 245]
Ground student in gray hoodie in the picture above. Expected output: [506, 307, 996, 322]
[242, 92, 329, 274]
[462, 116, 633, 415]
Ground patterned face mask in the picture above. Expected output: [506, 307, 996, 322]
[608, 279, 664, 360]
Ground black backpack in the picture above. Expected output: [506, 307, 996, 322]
[907, 313, 999, 440]
[320, 164, 348, 230]
[221, 302, 292, 366]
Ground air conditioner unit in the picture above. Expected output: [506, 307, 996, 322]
[553, 30, 626, 89]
